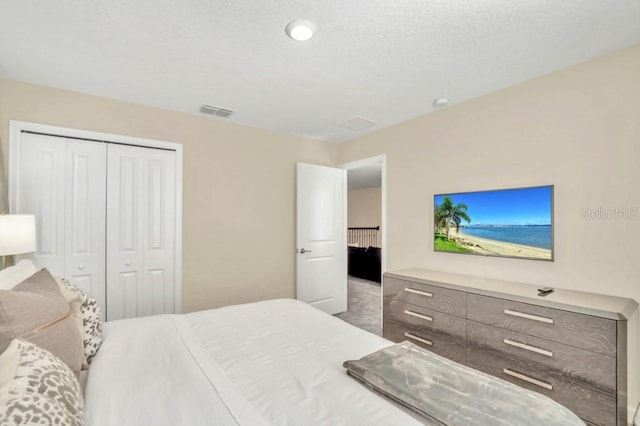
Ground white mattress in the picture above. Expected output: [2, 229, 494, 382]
[84, 299, 422, 426]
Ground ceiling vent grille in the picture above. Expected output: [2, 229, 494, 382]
[199, 104, 234, 118]
[338, 117, 377, 131]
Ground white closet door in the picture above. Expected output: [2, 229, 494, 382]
[64, 140, 107, 313]
[16, 134, 107, 316]
[106, 144, 176, 321]
[16, 133, 67, 274]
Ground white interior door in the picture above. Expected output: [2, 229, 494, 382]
[106, 144, 176, 321]
[296, 163, 346, 314]
[15, 133, 107, 313]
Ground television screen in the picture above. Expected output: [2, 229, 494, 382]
[434, 185, 553, 261]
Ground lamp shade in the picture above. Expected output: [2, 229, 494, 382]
[0, 214, 37, 256]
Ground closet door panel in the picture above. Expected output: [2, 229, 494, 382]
[107, 146, 144, 320]
[108, 271, 139, 320]
[16, 134, 107, 315]
[107, 144, 176, 320]
[15, 133, 66, 274]
[143, 151, 176, 316]
[64, 140, 107, 315]
[148, 269, 168, 316]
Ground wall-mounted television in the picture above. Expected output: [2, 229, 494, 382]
[434, 185, 554, 261]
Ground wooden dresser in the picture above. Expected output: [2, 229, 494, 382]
[382, 269, 638, 426]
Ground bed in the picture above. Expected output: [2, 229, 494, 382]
[84, 299, 423, 426]
[0, 261, 585, 426]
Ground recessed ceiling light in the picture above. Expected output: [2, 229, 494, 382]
[285, 20, 316, 41]
[433, 97, 450, 108]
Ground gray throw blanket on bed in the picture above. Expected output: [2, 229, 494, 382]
[343, 341, 584, 426]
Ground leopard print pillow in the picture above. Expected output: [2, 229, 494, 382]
[0, 339, 84, 426]
[1, 393, 73, 425]
[56, 278, 103, 364]
[81, 296, 103, 363]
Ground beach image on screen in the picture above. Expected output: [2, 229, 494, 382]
[434, 186, 553, 261]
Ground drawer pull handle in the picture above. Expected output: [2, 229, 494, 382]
[404, 332, 433, 346]
[404, 310, 433, 322]
[404, 288, 433, 298]
[503, 338, 553, 357]
[504, 309, 554, 324]
[503, 368, 553, 390]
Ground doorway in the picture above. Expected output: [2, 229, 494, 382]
[334, 155, 386, 335]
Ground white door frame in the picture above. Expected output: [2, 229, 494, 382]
[339, 154, 387, 278]
[8, 120, 184, 314]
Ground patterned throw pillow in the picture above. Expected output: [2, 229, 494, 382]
[56, 278, 103, 364]
[0, 339, 84, 426]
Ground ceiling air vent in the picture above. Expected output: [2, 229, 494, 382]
[338, 117, 377, 131]
[199, 104, 234, 118]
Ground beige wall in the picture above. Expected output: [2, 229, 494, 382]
[338, 44, 640, 412]
[0, 78, 338, 312]
[348, 187, 382, 247]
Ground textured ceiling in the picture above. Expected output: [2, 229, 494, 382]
[1, 1, 639, 143]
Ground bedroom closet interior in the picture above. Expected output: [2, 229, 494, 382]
[11, 128, 179, 321]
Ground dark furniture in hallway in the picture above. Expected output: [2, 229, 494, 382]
[348, 246, 381, 283]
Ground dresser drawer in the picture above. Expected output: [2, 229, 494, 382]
[383, 299, 466, 342]
[467, 293, 617, 356]
[466, 345, 616, 426]
[467, 320, 616, 393]
[383, 277, 466, 317]
[383, 318, 466, 364]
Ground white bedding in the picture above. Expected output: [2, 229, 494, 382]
[84, 299, 423, 426]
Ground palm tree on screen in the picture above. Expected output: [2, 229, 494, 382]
[435, 196, 471, 240]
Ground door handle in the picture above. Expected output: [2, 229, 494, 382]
[299, 248, 312, 254]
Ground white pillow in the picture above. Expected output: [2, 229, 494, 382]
[0, 260, 38, 290]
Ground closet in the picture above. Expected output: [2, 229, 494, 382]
[11, 126, 180, 321]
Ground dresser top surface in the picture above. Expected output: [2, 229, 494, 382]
[385, 268, 638, 320]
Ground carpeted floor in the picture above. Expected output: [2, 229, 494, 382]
[334, 276, 382, 335]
